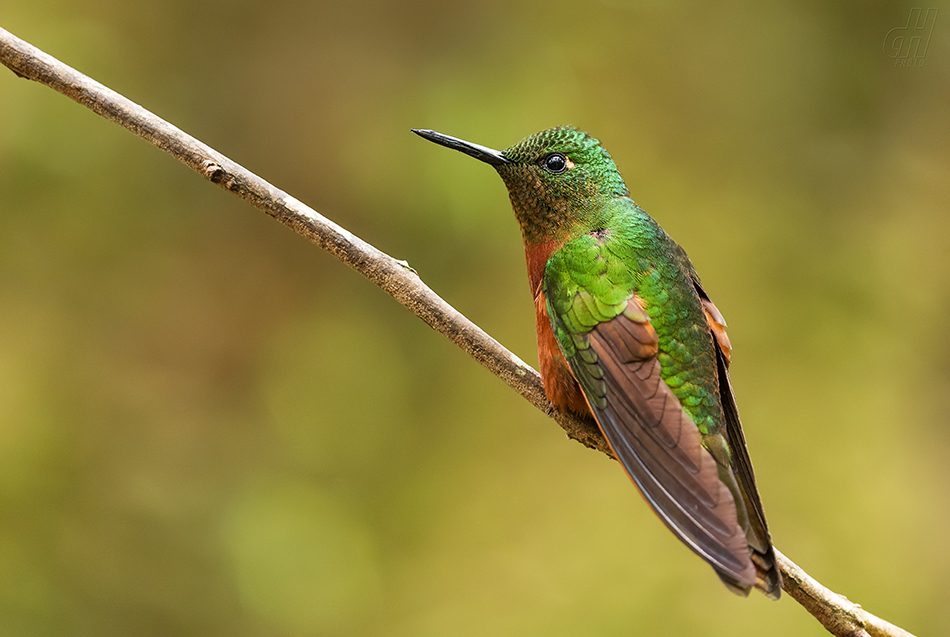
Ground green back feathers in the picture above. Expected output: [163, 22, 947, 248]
[544, 217, 724, 437]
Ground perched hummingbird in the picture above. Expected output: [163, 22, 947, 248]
[413, 126, 781, 598]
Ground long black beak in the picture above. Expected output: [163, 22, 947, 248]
[412, 129, 510, 166]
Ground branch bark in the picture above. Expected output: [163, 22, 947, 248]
[0, 26, 916, 637]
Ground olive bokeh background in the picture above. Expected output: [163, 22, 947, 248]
[1, 2, 948, 635]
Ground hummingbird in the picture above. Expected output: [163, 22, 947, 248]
[413, 126, 781, 598]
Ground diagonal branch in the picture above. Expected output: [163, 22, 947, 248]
[775, 549, 915, 637]
[0, 26, 915, 637]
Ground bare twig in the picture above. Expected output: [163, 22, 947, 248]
[0, 26, 915, 637]
[775, 549, 916, 637]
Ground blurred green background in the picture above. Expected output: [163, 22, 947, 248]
[1, 1, 948, 635]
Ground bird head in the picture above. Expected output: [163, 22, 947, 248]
[414, 126, 628, 244]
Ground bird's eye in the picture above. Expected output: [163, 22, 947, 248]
[542, 153, 568, 173]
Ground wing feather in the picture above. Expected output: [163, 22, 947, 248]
[576, 311, 757, 587]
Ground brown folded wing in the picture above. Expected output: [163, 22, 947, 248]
[572, 309, 757, 589]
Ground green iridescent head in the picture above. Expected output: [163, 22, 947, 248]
[413, 126, 629, 243]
